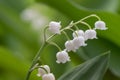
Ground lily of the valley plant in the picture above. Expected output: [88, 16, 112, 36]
[26, 14, 108, 80]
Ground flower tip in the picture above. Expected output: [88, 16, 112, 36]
[37, 74, 41, 77]
[83, 43, 87, 46]
[96, 37, 98, 39]
[73, 49, 76, 52]
[56, 61, 60, 64]
[103, 27, 108, 30]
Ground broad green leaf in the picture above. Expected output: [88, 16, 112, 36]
[103, 70, 120, 80]
[0, 47, 29, 79]
[0, 0, 27, 12]
[78, 38, 120, 79]
[0, 47, 40, 80]
[68, 0, 119, 12]
[58, 51, 110, 80]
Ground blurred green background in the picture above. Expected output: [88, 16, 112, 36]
[0, 0, 120, 80]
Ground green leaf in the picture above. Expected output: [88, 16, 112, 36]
[0, 47, 29, 79]
[58, 51, 110, 80]
[68, 0, 119, 12]
[79, 38, 120, 78]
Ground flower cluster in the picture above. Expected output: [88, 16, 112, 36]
[37, 65, 55, 80]
[47, 18, 107, 64]
[34, 14, 108, 80]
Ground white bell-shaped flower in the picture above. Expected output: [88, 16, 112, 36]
[65, 40, 76, 52]
[56, 51, 70, 64]
[72, 30, 84, 38]
[37, 65, 50, 77]
[95, 21, 107, 30]
[73, 36, 87, 49]
[84, 29, 97, 40]
[48, 21, 61, 34]
[42, 73, 55, 80]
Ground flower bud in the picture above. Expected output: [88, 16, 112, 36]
[73, 36, 86, 49]
[48, 21, 61, 34]
[72, 30, 84, 38]
[42, 73, 55, 80]
[84, 29, 97, 40]
[95, 21, 107, 30]
[65, 40, 76, 52]
[56, 51, 70, 64]
[37, 65, 50, 77]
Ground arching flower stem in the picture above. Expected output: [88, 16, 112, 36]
[26, 42, 47, 80]
[62, 31, 71, 40]
[26, 14, 102, 80]
[47, 42, 62, 51]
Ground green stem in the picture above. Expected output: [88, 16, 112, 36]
[44, 26, 48, 41]
[26, 70, 32, 80]
[74, 25, 79, 30]
[48, 42, 62, 51]
[66, 28, 78, 37]
[62, 31, 70, 40]
[68, 14, 101, 29]
[80, 14, 101, 21]
[26, 14, 101, 80]
[46, 34, 56, 41]
[31, 66, 48, 74]
[67, 28, 75, 32]
[79, 21, 92, 29]
[26, 42, 47, 80]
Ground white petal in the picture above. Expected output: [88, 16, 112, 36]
[72, 30, 84, 38]
[65, 40, 76, 52]
[73, 36, 86, 49]
[84, 29, 97, 40]
[48, 21, 61, 34]
[56, 51, 70, 64]
[37, 65, 50, 77]
[42, 73, 55, 80]
[95, 21, 107, 30]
